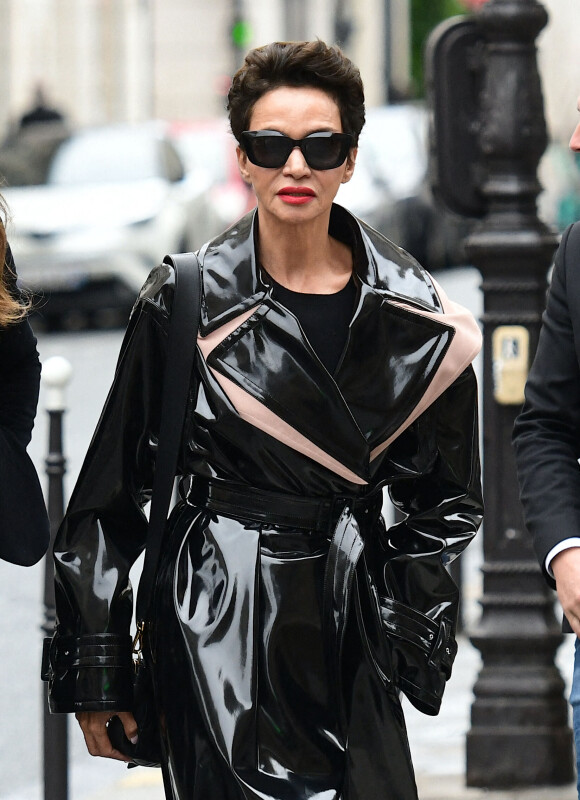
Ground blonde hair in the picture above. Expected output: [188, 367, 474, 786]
[0, 197, 30, 326]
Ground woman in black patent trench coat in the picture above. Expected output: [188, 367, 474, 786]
[44, 42, 483, 800]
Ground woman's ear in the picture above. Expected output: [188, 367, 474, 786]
[236, 146, 253, 185]
[341, 147, 358, 184]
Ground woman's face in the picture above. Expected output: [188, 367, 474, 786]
[236, 85, 357, 228]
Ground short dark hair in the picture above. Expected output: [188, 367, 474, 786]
[227, 40, 365, 146]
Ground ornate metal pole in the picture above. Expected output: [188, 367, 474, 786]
[463, 0, 574, 787]
[42, 356, 72, 800]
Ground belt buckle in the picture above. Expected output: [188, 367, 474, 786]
[349, 492, 379, 522]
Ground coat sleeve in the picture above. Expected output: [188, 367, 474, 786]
[45, 263, 175, 713]
[385, 363, 483, 562]
[512, 223, 580, 588]
[0, 245, 42, 447]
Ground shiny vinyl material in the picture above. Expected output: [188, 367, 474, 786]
[46, 204, 483, 800]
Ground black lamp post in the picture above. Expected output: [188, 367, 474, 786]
[427, 0, 574, 788]
[464, 0, 573, 787]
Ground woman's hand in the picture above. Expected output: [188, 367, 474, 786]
[75, 710, 138, 761]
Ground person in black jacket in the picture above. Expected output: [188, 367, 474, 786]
[0, 196, 49, 565]
[513, 98, 580, 799]
[44, 41, 483, 800]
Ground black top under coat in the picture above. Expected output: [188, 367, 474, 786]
[269, 276, 358, 375]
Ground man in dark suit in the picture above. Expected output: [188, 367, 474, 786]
[513, 99, 580, 799]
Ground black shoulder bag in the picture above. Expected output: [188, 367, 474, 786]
[107, 252, 201, 767]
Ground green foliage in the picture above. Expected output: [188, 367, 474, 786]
[231, 19, 252, 50]
[411, 0, 467, 97]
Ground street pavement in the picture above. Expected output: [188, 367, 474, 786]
[3, 268, 578, 799]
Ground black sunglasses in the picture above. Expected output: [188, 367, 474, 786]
[240, 130, 353, 170]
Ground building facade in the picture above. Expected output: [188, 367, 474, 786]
[0, 1, 573, 146]
[0, 0, 412, 135]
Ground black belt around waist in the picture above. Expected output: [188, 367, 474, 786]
[183, 477, 382, 533]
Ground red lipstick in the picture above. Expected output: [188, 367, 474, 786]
[278, 186, 315, 205]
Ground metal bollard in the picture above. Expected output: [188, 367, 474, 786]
[41, 356, 72, 800]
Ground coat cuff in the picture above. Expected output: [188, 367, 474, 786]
[42, 633, 134, 713]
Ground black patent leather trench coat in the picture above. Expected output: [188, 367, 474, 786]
[46, 205, 483, 800]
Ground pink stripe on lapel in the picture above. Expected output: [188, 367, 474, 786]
[210, 370, 368, 485]
[197, 306, 261, 359]
[197, 306, 368, 486]
[370, 278, 482, 461]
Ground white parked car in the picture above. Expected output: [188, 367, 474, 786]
[171, 117, 256, 233]
[2, 121, 223, 327]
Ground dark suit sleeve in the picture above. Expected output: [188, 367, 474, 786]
[513, 222, 580, 588]
[0, 245, 41, 447]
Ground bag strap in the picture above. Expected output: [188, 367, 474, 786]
[135, 252, 201, 622]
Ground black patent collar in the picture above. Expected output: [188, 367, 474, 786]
[198, 203, 442, 334]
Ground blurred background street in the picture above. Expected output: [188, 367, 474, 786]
[0, 0, 578, 333]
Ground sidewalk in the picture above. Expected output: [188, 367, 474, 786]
[84, 769, 578, 800]
[417, 775, 577, 799]
[77, 635, 577, 800]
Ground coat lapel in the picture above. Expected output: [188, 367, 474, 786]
[199, 212, 267, 335]
[201, 293, 370, 479]
[196, 206, 480, 484]
[335, 283, 453, 447]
